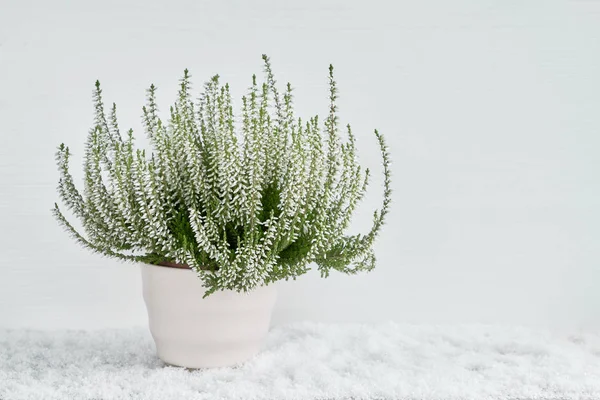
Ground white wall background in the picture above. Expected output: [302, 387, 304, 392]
[0, 0, 599, 331]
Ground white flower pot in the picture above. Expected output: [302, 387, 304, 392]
[140, 263, 277, 368]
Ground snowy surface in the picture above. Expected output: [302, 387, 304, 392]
[1, 322, 599, 400]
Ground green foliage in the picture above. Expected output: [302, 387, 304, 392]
[53, 55, 392, 296]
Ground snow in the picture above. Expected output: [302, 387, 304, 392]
[1, 322, 599, 400]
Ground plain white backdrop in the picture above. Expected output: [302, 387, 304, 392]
[0, 0, 598, 330]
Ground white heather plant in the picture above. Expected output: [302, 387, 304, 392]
[53, 55, 392, 297]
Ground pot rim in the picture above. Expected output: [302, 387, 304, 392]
[155, 261, 192, 270]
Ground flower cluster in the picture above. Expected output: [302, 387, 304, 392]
[53, 55, 392, 297]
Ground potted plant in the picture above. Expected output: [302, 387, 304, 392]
[53, 55, 392, 368]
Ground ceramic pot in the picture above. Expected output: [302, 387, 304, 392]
[141, 263, 277, 368]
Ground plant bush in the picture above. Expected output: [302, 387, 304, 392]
[53, 55, 392, 296]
